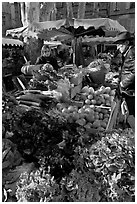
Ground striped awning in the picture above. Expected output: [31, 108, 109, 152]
[2, 37, 23, 47]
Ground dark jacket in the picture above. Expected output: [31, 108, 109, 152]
[122, 46, 135, 73]
[35, 56, 59, 71]
[121, 72, 135, 90]
[121, 45, 135, 90]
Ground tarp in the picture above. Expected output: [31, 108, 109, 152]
[2, 37, 24, 47]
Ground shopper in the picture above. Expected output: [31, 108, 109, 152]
[35, 45, 59, 71]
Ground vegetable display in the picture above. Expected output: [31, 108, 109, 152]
[2, 57, 135, 202]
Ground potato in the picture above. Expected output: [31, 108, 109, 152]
[92, 120, 101, 128]
[101, 121, 107, 128]
[99, 113, 104, 120]
[91, 99, 96, 105]
[81, 86, 90, 93]
[89, 87, 95, 94]
[84, 108, 94, 115]
[68, 105, 75, 112]
[88, 94, 94, 100]
[105, 86, 111, 94]
[96, 100, 102, 105]
[103, 118, 109, 123]
[86, 114, 95, 122]
[89, 105, 95, 109]
[85, 99, 91, 105]
[78, 108, 84, 114]
[97, 127, 105, 131]
[104, 114, 110, 119]
[94, 114, 100, 120]
[83, 105, 90, 109]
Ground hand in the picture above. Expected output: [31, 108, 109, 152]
[25, 61, 31, 65]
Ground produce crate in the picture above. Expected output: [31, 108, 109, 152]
[84, 101, 117, 135]
[105, 99, 121, 131]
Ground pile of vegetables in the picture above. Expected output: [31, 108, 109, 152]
[56, 85, 116, 132]
[2, 92, 135, 202]
[2, 59, 135, 202]
[29, 63, 62, 91]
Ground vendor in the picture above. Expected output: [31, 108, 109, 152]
[35, 45, 59, 71]
[114, 31, 135, 79]
[114, 31, 135, 117]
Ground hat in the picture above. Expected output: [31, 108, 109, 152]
[114, 32, 134, 44]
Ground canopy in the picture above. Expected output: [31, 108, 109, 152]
[44, 40, 62, 47]
[82, 36, 117, 44]
[6, 25, 37, 39]
[6, 18, 127, 40]
[2, 37, 24, 47]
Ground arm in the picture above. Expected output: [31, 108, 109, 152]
[35, 56, 43, 65]
[121, 72, 135, 90]
[51, 58, 59, 71]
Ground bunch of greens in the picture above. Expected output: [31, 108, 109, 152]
[16, 169, 60, 202]
[71, 128, 135, 202]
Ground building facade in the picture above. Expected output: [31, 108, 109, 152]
[2, 2, 22, 36]
[56, 2, 135, 33]
[2, 2, 135, 36]
[56, 2, 109, 20]
[108, 2, 135, 33]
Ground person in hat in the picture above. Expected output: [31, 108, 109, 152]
[114, 31, 135, 90]
[114, 31, 135, 119]
[35, 45, 59, 71]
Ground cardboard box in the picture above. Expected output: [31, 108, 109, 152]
[70, 83, 82, 99]
[70, 72, 83, 86]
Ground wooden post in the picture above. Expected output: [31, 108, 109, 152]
[72, 38, 76, 65]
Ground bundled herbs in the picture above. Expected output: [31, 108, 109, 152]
[29, 63, 62, 91]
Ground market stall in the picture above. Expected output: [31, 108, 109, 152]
[3, 18, 135, 202]
[6, 18, 127, 66]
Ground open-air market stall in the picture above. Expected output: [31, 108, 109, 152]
[6, 18, 127, 66]
[3, 19, 135, 202]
